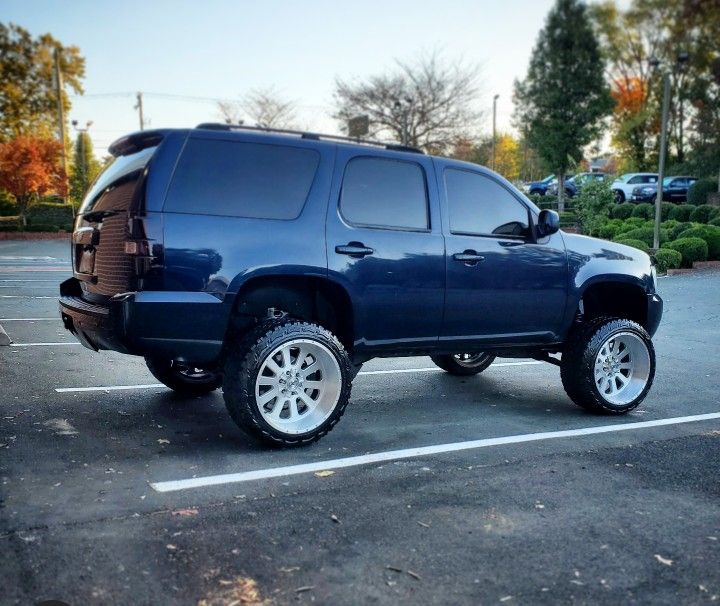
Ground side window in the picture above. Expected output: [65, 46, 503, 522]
[164, 139, 319, 219]
[646, 176, 658, 183]
[339, 157, 429, 230]
[445, 169, 529, 237]
[628, 176, 642, 184]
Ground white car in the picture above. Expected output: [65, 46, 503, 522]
[611, 173, 659, 203]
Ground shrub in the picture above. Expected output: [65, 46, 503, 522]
[25, 203, 74, 231]
[558, 210, 577, 227]
[710, 217, 720, 227]
[668, 204, 695, 222]
[677, 225, 720, 260]
[611, 202, 634, 220]
[660, 202, 674, 221]
[653, 248, 682, 273]
[597, 222, 621, 240]
[668, 221, 692, 241]
[0, 191, 17, 216]
[573, 180, 614, 235]
[631, 203, 654, 219]
[663, 237, 709, 268]
[661, 219, 679, 231]
[614, 238, 650, 253]
[689, 204, 720, 224]
[618, 226, 668, 247]
[687, 178, 718, 205]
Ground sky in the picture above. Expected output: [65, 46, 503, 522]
[5, 0, 626, 156]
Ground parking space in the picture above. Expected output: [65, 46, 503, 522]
[1, 239, 719, 605]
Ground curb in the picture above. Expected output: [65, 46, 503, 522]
[0, 323, 12, 346]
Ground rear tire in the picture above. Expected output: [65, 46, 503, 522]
[223, 320, 352, 447]
[145, 358, 222, 396]
[614, 189, 625, 203]
[561, 317, 655, 414]
[430, 353, 496, 376]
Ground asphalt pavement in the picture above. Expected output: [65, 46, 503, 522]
[1, 239, 719, 605]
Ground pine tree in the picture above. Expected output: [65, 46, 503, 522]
[514, 0, 613, 210]
[69, 131, 100, 203]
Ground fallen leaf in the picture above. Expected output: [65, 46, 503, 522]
[386, 566, 403, 573]
[157, 438, 170, 445]
[330, 514, 340, 524]
[172, 508, 199, 517]
[417, 521, 430, 528]
[295, 586, 314, 593]
[500, 597, 513, 602]
[654, 554, 673, 566]
[166, 544, 177, 550]
[407, 570, 421, 581]
[198, 575, 266, 606]
[43, 418, 78, 435]
[314, 470, 335, 478]
[279, 566, 300, 573]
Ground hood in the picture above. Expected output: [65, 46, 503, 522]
[562, 231, 652, 267]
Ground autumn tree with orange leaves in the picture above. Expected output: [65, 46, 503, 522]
[0, 136, 67, 225]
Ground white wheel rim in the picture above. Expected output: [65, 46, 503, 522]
[255, 339, 341, 435]
[593, 331, 651, 406]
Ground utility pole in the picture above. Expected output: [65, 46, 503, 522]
[654, 73, 671, 251]
[135, 92, 145, 131]
[491, 94, 499, 171]
[53, 48, 69, 199]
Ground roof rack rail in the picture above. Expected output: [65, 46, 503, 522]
[194, 122, 424, 154]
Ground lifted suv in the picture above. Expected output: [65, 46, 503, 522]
[60, 125, 663, 446]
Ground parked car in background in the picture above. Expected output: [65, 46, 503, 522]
[546, 172, 604, 198]
[611, 173, 658, 202]
[523, 174, 557, 196]
[631, 176, 698, 203]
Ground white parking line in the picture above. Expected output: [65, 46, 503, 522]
[0, 279, 59, 282]
[150, 412, 720, 493]
[0, 318, 58, 321]
[0, 295, 57, 299]
[10, 342, 81, 347]
[53, 362, 543, 393]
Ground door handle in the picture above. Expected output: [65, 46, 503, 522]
[335, 242, 374, 258]
[453, 251, 485, 265]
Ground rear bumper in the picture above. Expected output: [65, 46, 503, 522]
[646, 293, 663, 338]
[59, 278, 229, 364]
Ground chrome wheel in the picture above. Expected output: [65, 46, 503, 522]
[173, 363, 217, 383]
[453, 353, 492, 368]
[593, 332, 651, 405]
[254, 338, 341, 435]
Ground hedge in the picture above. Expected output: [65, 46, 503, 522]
[710, 217, 720, 227]
[611, 202, 634, 220]
[631, 203, 654, 220]
[653, 248, 682, 273]
[616, 226, 668, 247]
[687, 178, 718, 206]
[558, 210, 577, 227]
[689, 204, 720, 224]
[660, 202, 674, 221]
[668, 205, 695, 222]
[677, 225, 720, 260]
[663, 237, 709, 268]
[614, 238, 650, 253]
[0, 201, 74, 232]
[668, 221, 693, 241]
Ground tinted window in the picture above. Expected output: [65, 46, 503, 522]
[628, 175, 643, 184]
[164, 139, 319, 219]
[445, 169, 529, 237]
[80, 146, 156, 214]
[339, 157, 428, 230]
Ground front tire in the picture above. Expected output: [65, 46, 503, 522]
[614, 189, 625, 203]
[561, 317, 655, 414]
[223, 320, 353, 447]
[145, 358, 222, 396]
[430, 353, 496, 376]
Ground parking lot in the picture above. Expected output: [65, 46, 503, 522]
[1, 239, 719, 605]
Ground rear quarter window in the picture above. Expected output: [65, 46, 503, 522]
[163, 139, 319, 220]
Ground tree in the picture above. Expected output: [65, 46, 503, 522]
[452, 133, 521, 181]
[333, 52, 483, 153]
[69, 131, 101, 203]
[0, 136, 67, 225]
[514, 0, 613, 210]
[217, 87, 297, 129]
[0, 23, 85, 140]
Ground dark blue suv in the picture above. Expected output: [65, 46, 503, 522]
[59, 125, 663, 446]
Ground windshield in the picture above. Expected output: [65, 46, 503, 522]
[541, 174, 554, 183]
[78, 146, 157, 214]
[616, 173, 632, 183]
[662, 177, 673, 186]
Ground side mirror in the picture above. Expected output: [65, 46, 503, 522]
[536, 209, 560, 237]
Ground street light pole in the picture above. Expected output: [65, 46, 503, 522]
[654, 74, 670, 251]
[491, 94, 499, 171]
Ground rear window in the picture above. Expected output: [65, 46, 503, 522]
[164, 139, 319, 220]
[79, 146, 156, 214]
